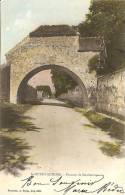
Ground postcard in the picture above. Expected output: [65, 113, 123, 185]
[0, 0, 125, 194]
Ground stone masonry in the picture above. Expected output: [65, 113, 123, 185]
[97, 68, 125, 117]
[6, 25, 100, 104]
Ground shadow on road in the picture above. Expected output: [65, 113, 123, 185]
[0, 103, 40, 132]
[0, 103, 39, 176]
[39, 102, 74, 108]
[75, 107, 125, 158]
[0, 135, 33, 176]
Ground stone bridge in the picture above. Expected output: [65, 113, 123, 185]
[6, 25, 103, 105]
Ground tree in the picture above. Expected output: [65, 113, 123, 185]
[79, 0, 125, 74]
[51, 69, 78, 97]
[36, 85, 52, 97]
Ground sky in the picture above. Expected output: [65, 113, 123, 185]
[1, 0, 91, 63]
[28, 70, 55, 92]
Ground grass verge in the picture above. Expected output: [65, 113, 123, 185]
[99, 141, 121, 157]
[75, 107, 125, 141]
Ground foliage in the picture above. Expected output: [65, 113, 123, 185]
[51, 69, 78, 97]
[79, 0, 125, 74]
[36, 85, 52, 96]
[75, 107, 125, 141]
[88, 54, 100, 73]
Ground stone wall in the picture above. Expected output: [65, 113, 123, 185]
[21, 84, 37, 103]
[79, 37, 103, 52]
[97, 68, 125, 117]
[0, 65, 10, 102]
[6, 35, 98, 104]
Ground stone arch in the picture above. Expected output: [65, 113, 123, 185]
[17, 64, 89, 106]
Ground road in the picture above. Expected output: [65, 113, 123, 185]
[22, 103, 124, 173]
[0, 101, 125, 194]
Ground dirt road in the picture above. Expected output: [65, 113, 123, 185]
[22, 104, 124, 173]
[0, 102, 125, 194]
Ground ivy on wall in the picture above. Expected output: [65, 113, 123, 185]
[79, 0, 125, 75]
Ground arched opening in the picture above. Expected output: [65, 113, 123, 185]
[17, 65, 88, 106]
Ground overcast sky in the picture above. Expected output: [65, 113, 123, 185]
[1, 0, 91, 63]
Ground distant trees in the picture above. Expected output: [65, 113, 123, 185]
[36, 85, 52, 97]
[79, 0, 125, 75]
[51, 69, 78, 97]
